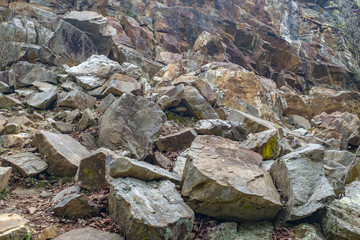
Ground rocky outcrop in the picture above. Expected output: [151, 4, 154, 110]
[181, 135, 282, 221]
[98, 93, 166, 160]
[109, 178, 194, 240]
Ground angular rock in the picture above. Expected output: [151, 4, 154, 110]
[107, 156, 181, 184]
[288, 115, 311, 130]
[96, 93, 115, 113]
[65, 109, 81, 123]
[3, 152, 47, 177]
[109, 178, 194, 240]
[0, 213, 31, 240]
[33, 130, 90, 177]
[53, 121, 75, 133]
[76, 149, 107, 191]
[155, 128, 196, 152]
[100, 74, 141, 97]
[192, 78, 217, 105]
[98, 93, 166, 160]
[0, 167, 11, 192]
[57, 90, 96, 111]
[0, 95, 22, 110]
[27, 89, 57, 110]
[3, 123, 18, 135]
[294, 223, 326, 240]
[53, 193, 99, 218]
[270, 144, 335, 221]
[323, 150, 360, 195]
[41, 20, 97, 66]
[321, 181, 360, 240]
[154, 84, 184, 111]
[52, 185, 81, 203]
[39, 226, 60, 240]
[75, 108, 95, 131]
[241, 129, 281, 160]
[74, 75, 105, 91]
[154, 151, 172, 169]
[79, 133, 97, 150]
[53, 227, 124, 240]
[181, 86, 219, 119]
[0, 133, 30, 148]
[182, 135, 282, 221]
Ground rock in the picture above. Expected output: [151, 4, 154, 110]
[107, 156, 181, 184]
[3, 152, 47, 177]
[173, 151, 187, 179]
[100, 74, 141, 97]
[155, 128, 196, 152]
[0, 95, 22, 110]
[6, 116, 34, 127]
[53, 121, 75, 133]
[65, 55, 121, 79]
[154, 84, 184, 111]
[270, 144, 335, 221]
[65, 109, 81, 123]
[79, 133, 97, 150]
[181, 86, 219, 119]
[74, 75, 105, 91]
[3, 123, 18, 135]
[53, 227, 123, 240]
[96, 93, 115, 113]
[154, 151, 172, 169]
[52, 185, 80, 203]
[57, 90, 96, 111]
[323, 150, 360, 196]
[75, 108, 95, 131]
[192, 78, 217, 105]
[76, 149, 107, 191]
[206, 222, 239, 240]
[194, 119, 249, 141]
[0, 133, 30, 148]
[241, 129, 281, 160]
[98, 93, 166, 160]
[27, 89, 57, 110]
[40, 191, 53, 199]
[294, 223, 326, 240]
[41, 20, 97, 66]
[53, 193, 99, 218]
[109, 178, 194, 240]
[33, 130, 90, 177]
[39, 226, 60, 240]
[18, 67, 56, 87]
[181, 135, 282, 221]
[0, 213, 31, 240]
[321, 181, 360, 240]
[288, 115, 311, 130]
[0, 167, 12, 192]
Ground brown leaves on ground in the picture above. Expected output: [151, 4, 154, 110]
[273, 227, 301, 240]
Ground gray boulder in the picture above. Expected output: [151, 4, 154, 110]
[57, 90, 96, 111]
[155, 128, 197, 152]
[0, 167, 11, 192]
[181, 135, 282, 221]
[53, 193, 99, 218]
[270, 144, 335, 221]
[109, 178, 194, 240]
[53, 227, 123, 240]
[182, 86, 218, 119]
[3, 152, 47, 177]
[194, 119, 248, 141]
[27, 89, 57, 110]
[33, 130, 90, 177]
[0, 213, 31, 240]
[98, 93, 166, 160]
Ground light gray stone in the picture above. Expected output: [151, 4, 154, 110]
[53, 193, 99, 218]
[58, 90, 96, 111]
[0, 167, 12, 192]
[53, 227, 124, 240]
[3, 152, 47, 177]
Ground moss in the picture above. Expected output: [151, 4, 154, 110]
[262, 134, 278, 160]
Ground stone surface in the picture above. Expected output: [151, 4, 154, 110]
[0, 95, 22, 110]
[3, 152, 47, 177]
[155, 128, 196, 152]
[75, 108, 95, 131]
[154, 84, 184, 111]
[53, 121, 75, 133]
[27, 89, 58, 109]
[294, 223, 326, 240]
[39, 226, 60, 240]
[0, 167, 12, 192]
[100, 74, 141, 97]
[53, 193, 99, 218]
[181, 135, 282, 221]
[194, 119, 249, 141]
[53, 227, 123, 240]
[181, 86, 219, 119]
[0, 213, 31, 240]
[109, 178, 194, 240]
[76, 149, 107, 191]
[289, 115, 311, 130]
[241, 129, 281, 160]
[321, 181, 360, 240]
[57, 90, 96, 111]
[33, 130, 90, 177]
[98, 93, 166, 160]
[107, 156, 181, 184]
[270, 144, 335, 221]
[96, 93, 115, 113]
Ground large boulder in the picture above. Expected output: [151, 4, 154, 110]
[33, 130, 90, 177]
[270, 144, 335, 221]
[98, 93, 166, 160]
[3, 152, 47, 177]
[181, 135, 282, 221]
[27, 89, 58, 110]
[321, 181, 360, 240]
[41, 20, 97, 66]
[109, 178, 194, 240]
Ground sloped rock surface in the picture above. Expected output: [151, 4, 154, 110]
[53, 227, 124, 240]
[181, 135, 282, 221]
[0, 213, 31, 240]
[109, 178, 194, 240]
[0, 167, 11, 192]
[3, 152, 47, 177]
[53, 193, 99, 218]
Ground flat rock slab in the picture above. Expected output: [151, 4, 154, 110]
[181, 135, 282, 221]
[33, 130, 90, 177]
[155, 128, 197, 152]
[108, 156, 181, 184]
[53, 227, 124, 240]
[53, 193, 99, 218]
[3, 152, 47, 177]
[27, 89, 57, 110]
[0, 167, 11, 192]
[57, 90, 96, 111]
[109, 178, 194, 240]
[0, 213, 31, 240]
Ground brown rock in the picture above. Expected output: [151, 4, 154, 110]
[155, 128, 197, 152]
